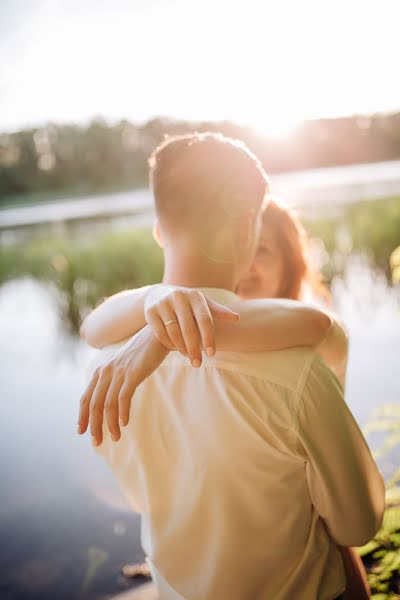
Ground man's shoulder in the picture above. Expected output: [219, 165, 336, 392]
[165, 346, 319, 394]
[88, 340, 327, 397]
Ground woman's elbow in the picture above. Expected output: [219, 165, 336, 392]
[311, 310, 332, 345]
[79, 321, 104, 349]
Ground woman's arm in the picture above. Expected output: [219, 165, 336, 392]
[80, 285, 239, 353]
[143, 289, 334, 367]
[80, 286, 347, 385]
[79, 285, 154, 348]
[219, 300, 348, 386]
[215, 299, 348, 388]
[214, 298, 332, 352]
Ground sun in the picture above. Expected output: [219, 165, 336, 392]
[249, 114, 301, 139]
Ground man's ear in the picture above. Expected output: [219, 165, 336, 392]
[152, 219, 163, 248]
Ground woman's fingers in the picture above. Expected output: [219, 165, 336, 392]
[146, 312, 176, 351]
[170, 292, 204, 360]
[176, 305, 203, 366]
[104, 374, 125, 442]
[118, 376, 138, 427]
[89, 368, 112, 446]
[145, 288, 241, 365]
[190, 293, 216, 357]
[162, 316, 188, 357]
[77, 370, 99, 434]
[207, 298, 240, 322]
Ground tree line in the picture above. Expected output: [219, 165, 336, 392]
[1, 112, 399, 202]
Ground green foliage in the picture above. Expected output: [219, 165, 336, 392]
[390, 246, 400, 283]
[358, 501, 400, 597]
[1, 112, 400, 203]
[0, 228, 163, 330]
[303, 197, 400, 279]
[356, 407, 400, 598]
[1, 196, 399, 332]
[0, 119, 150, 201]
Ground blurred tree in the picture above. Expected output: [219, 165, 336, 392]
[1, 112, 400, 204]
[390, 245, 400, 283]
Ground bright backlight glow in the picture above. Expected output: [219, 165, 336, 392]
[0, 0, 399, 134]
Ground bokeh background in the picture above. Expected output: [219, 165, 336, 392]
[0, 1, 399, 599]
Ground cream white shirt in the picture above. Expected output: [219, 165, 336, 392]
[91, 287, 385, 600]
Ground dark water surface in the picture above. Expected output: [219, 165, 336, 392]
[0, 280, 146, 599]
[0, 268, 399, 599]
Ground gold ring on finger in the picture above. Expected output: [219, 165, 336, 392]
[163, 319, 178, 327]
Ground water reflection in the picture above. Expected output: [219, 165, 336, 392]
[331, 255, 400, 428]
[0, 269, 399, 599]
[0, 279, 146, 600]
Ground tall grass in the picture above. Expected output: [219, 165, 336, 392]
[0, 196, 399, 331]
[0, 228, 163, 330]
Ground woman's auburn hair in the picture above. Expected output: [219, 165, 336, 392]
[262, 197, 330, 303]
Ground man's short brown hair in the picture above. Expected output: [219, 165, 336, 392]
[148, 132, 269, 234]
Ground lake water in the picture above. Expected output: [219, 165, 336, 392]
[0, 281, 146, 600]
[0, 257, 399, 599]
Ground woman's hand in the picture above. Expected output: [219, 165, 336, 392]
[144, 286, 240, 367]
[77, 325, 170, 446]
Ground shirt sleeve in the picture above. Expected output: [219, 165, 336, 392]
[294, 354, 386, 547]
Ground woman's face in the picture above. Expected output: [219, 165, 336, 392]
[236, 223, 286, 299]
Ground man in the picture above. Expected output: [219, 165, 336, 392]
[78, 133, 385, 599]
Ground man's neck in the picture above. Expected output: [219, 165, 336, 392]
[162, 253, 237, 291]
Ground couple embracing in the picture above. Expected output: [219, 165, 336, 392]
[78, 133, 385, 600]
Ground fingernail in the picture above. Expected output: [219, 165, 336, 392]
[119, 418, 127, 427]
[192, 358, 201, 368]
[77, 424, 82, 434]
[206, 347, 215, 357]
[111, 433, 119, 442]
[91, 436, 99, 447]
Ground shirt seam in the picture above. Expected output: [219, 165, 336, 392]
[291, 352, 320, 456]
[160, 358, 309, 394]
[294, 350, 318, 400]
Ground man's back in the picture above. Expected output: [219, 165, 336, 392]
[93, 294, 385, 600]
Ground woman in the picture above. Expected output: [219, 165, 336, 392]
[236, 198, 348, 388]
[80, 199, 370, 599]
[81, 198, 347, 386]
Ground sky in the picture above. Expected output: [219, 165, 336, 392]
[1, 0, 399, 136]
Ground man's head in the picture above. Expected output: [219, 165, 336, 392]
[148, 132, 270, 286]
